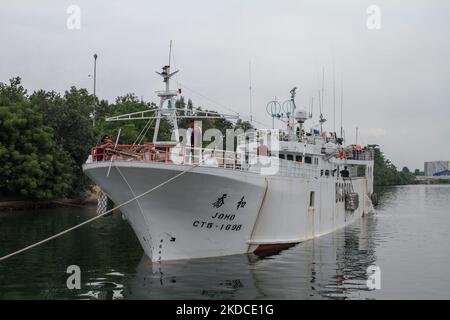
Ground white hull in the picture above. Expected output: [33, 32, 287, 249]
[83, 161, 373, 262]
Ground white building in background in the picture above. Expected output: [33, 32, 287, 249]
[424, 161, 450, 177]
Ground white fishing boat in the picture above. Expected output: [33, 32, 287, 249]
[83, 61, 375, 262]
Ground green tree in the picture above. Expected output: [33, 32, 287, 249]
[366, 144, 415, 186]
[0, 79, 73, 199]
[96, 93, 173, 144]
[30, 88, 96, 196]
[234, 119, 254, 132]
[175, 96, 186, 110]
[187, 99, 193, 110]
[0, 77, 27, 105]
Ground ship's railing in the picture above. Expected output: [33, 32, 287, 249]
[90, 144, 321, 178]
[91, 143, 174, 163]
[155, 90, 178, 97]
[335, 148, 374, 161]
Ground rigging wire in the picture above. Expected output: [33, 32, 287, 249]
[333, 65, 336, 135]
[133, 118, 154, 146]
[167, 42, 272, 129]
[137, 118, 154, 145]
[0, 161, 204, 263]
[133, 119, 151, 145]
[340, 78, 344, 140]
[171, 41, 181, 93]
[175, 79, 270, 128]
[249, 60, 253, 124]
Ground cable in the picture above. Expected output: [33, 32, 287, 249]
[175, 79, 271, 128]
[176, 79, 239, 115]
[0, 162, 202, 262]
[138, 119, 155, 145]
[132, 118, 154, 146]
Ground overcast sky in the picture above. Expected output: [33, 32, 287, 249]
[1, 0, 449, 170]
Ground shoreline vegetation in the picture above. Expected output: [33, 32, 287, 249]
[0, 78, 447, 211]
[0, 77, 251, 210]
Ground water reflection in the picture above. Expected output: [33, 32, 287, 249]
[1, 185, 449, 299]
[123, 214, 378, 300]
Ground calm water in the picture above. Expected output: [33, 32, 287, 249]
[1, 185, 449, 300]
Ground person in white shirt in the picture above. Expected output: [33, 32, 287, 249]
[192, 122, 202, 164]
[186, 122, 194, 164]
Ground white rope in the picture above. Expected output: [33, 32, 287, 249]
[133, 118, 154, 146]
[107, 128, 122, 177]
[137, 118, 154, 145]
[115, 165, 151, 233]
[0, 162, 201, 262]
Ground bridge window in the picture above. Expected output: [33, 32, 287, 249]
[279, 154, 285, 159]
[287, 154, 293, 161]
[296, 155, 302, 162]
[305, 156, 312, 164]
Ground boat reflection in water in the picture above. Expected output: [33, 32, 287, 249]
[123, 213, 378, 300]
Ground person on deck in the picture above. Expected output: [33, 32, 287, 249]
[340, 166, 350, 179]
[257, 139, 268, 157]
[192, 122, 202, 164]
[97, 135, 113, 161]
[186, 123, 194, 164]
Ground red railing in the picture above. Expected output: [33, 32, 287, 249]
[91, 143, 177, 163]
[335, 148, 373, 161]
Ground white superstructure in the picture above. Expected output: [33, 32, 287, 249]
[83, 62, 374, 262]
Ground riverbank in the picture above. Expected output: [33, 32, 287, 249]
[0, 188, 98, 212]
[374, 176, 450, 188]
[0, 198, 96, 212]
[413, 176, 450, 184]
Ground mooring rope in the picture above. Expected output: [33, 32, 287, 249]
[0, 162, 200, 262]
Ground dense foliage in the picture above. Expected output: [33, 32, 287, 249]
[367, 144, 416, 186]
[0, 78, 74, 199]
[30, 87, 97, 197]
[0, 78, 251, 200]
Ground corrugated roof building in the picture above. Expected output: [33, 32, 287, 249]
[424, 161, 450, 176]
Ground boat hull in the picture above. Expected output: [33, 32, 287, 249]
[83, 161, 372, 262]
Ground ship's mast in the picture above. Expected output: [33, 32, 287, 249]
[267, 87, 311, 142]
[340, 81, 344, 142]
[287, 87, 297, 140]
[153, 63, 180, 144]
[104, 46, 239, 144]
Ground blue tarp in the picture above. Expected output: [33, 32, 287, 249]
[433, 170, 450, 176]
